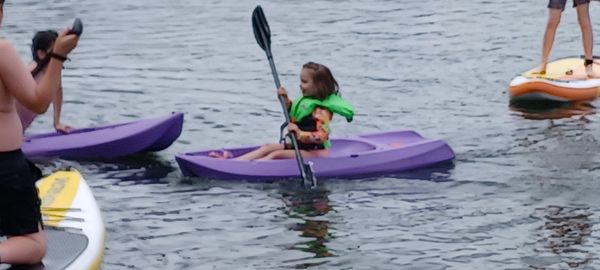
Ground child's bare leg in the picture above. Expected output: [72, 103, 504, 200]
[235, 143, 284, 161]
[0, 224, 46, 264]
[259, 149, 298, 160]
[533, 8, 562, 74]
[259, 149, 329, 160]
[207, 150, 233, 159]
[576, 3, 598, 78]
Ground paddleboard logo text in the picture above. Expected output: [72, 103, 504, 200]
[42, 177, 67, 207]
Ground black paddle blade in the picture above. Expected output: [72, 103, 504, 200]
[69, 18, 83, 36]
[303, 162, 317, 188]
[252, 5, 271, 51]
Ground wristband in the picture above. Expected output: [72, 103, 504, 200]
[50, 52, 69, 62]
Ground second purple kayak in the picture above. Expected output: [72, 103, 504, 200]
[176, 130, 455, 180]
[23, 112, 184, 159]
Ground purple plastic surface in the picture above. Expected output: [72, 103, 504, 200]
[23, 113, 184, 159]
[176, 130, 455, 180]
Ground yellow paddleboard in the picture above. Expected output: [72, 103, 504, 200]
[37, 170, 105, 270]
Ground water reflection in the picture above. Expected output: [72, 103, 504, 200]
[510, 101, 595, 121]
[508, 99, 600, 174]
[92, 154, 175, 183]
[76, 153, 176, 184]
[279, 184, 333, 263]
[530, 205, 594, 269]
[382, 161, 455, 182]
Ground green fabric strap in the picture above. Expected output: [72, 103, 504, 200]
[289, 94, 354, 123]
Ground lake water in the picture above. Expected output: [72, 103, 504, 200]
[4, 0, 600, 269]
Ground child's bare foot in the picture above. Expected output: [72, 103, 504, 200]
[585, 65, 600, 79]
[208, 150, 234, 159]
[531, 63, 547, 75]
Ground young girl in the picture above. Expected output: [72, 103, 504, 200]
[16, 30, 72, 133]
[210, 62, 353, 160]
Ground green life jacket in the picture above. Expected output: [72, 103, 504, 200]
[289, 94, 354, 148]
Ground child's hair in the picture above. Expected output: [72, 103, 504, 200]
[302, 62, 339, 100]
[31, 30, 58, 63]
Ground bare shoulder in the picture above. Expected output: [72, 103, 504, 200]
[0, 39, 13, 50]
[0, 39, 17, 58]
[0, 40, 22, 72]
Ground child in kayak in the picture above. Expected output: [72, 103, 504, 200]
[532, 0, 598, 78]
[210, 62, 353, 160]
[0, 0, 80, 264]
[16, 30, 72, 133]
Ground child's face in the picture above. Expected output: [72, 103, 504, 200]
[299, 68, 318, 97]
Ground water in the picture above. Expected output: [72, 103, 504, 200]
[3, 0, 600, 269]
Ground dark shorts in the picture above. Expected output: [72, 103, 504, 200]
[548, 0, 591, 10]
[0, 149, 43, 237]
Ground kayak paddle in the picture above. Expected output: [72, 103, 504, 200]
[251, 5, 317, 188]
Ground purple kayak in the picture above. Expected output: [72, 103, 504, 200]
[23, 112, 184, 159]
[176, 130, 455, 180]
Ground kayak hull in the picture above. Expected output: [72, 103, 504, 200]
[176, 130, 455, 180]
[23, 112, 184, 159]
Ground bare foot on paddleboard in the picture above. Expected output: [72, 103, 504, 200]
[208, 150, 234, 159]
[531, 63, 547, 75]
[585, 65, 600, 79]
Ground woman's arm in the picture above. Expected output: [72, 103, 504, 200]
[53, 83, 63, 125]
[52, 83, 72, 133]
[52, 83, 71, 132]
[0, 29, 77, 114]
[0, 40, 60, 113]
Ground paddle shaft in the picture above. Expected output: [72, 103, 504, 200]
[265, 51, 290, 122]
[266, 42, 314, 187]
[253, 6, 316, 188]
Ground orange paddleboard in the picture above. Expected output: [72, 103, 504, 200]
[509, 57, 600, 102]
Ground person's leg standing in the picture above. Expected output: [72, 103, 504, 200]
[533, 0, 565, 74]
[575, 0, 597, 77]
